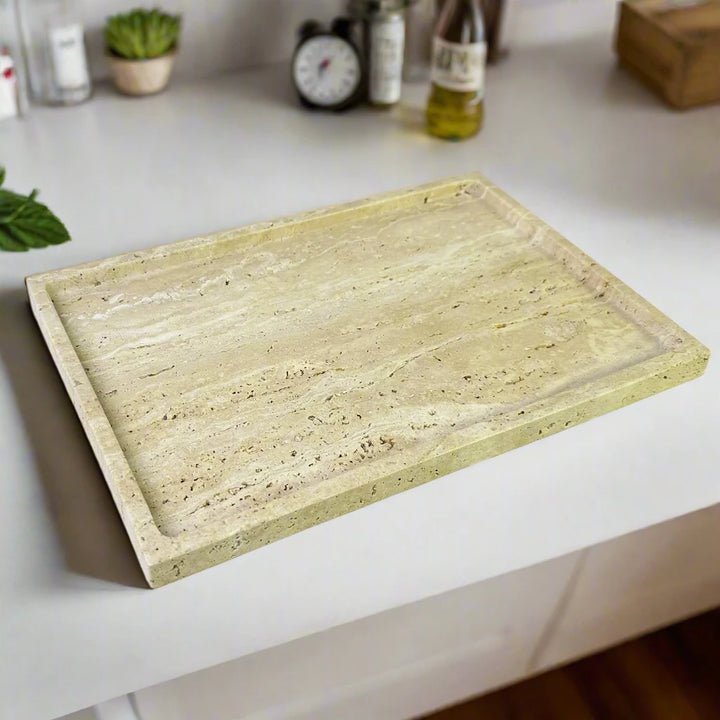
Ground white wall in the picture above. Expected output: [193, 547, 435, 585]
[503, 0, 618, 47]
[77, 0, 344, 80]
[9, 0, 620, 86]
[70, 0, 617, 81]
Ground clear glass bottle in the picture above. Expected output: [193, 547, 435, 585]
[1, 0, 32, 116]
[19, 0, 91, 105]
[426, 0, 485, 140]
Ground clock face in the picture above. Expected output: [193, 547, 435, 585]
[292, 35, 362, 108]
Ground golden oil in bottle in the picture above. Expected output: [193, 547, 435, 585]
[426, 0, 486, 140]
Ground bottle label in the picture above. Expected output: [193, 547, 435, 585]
[431, 38, 486, 94]
[369, 18, 405, 105]
[49, 23, 89, 90]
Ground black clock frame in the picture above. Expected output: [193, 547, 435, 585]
[291, 18, 366, 112]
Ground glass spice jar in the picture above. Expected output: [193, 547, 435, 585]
[19, 0, 92, 105]
[349, 0, 407, 108]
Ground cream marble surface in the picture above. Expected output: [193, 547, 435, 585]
[2, 33, 719, 720]
[27, 174, 708, 586]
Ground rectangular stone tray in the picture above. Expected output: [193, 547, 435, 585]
[26, 174, 709, 587]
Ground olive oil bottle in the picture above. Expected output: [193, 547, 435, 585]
[426, 0, 486, 140]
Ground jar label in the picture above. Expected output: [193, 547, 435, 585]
[431, 38, 486, 94]
[370, 19, 405, 105]
[49, 23, 89, 90]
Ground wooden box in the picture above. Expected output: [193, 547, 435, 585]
[616, 0, 720, 108]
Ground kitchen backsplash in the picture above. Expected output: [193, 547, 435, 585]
[506, 0, 616, 47]
[79, 0, 345, 79]
[68, 0, 611, 81]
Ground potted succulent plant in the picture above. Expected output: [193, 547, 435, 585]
[104, 8, 182, 96]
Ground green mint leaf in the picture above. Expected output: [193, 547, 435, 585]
[0, 184, 71, 251]
[0, 226, 29, 252]
[10, 200, 71, 246]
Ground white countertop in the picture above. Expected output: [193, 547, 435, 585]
[2, 35, 719, 720]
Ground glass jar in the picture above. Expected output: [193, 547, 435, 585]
[349, 0, 407, 108]
[19, 0, 91, 105]
[0, 0, 29, 117]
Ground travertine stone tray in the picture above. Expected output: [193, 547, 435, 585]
[27, 174, 709, 587]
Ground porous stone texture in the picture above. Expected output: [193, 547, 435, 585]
[26, 174, 710, 587]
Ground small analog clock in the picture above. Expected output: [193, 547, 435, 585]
[292, 20, 364, 111]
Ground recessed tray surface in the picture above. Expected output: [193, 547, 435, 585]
[26, 174, 709, 587]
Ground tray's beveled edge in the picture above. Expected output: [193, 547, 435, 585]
[25, 171, 711, 587]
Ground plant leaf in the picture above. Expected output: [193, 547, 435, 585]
[0, 227, 29, 251]
[0, 188, 39, 224]
[10, 201, 71, 246]
[0, 185, 71, 252]
[104, 8, 181, 59]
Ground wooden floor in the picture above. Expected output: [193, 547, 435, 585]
[422, 609, 720, 720]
